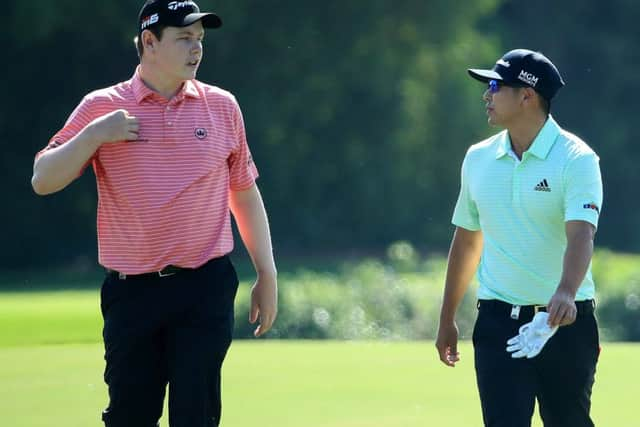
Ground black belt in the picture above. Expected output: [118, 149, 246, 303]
[477, 299, 595, 319]
[106, 265, 189, 280]
[105, 256, 229, 280]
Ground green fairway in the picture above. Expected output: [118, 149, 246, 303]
[0, 290, 100, 347]
[0, 286, 637, 426]
[0, 341, 636, 426]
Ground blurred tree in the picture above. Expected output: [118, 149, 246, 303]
[9, 0, 636, 270]
[493, 0, 640, 251]
[6, 0, 503, 269]
[207, 0, 502, 253]
[3, 1, 141, 269]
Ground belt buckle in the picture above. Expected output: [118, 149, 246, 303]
[533, 304, 546, 314]
[158, 269, 176, 278]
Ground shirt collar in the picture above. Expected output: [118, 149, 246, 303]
[495, 115, 561, 160]
[132, 66, 201, 104]
[495, 130, 511, 159]
[132, 67, 154, 104]
[181, 79, 200, 99]
[527, 115, 560, 159]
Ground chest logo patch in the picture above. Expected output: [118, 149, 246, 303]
[534, 179, 551, 192]
[195, 128, 207, 139]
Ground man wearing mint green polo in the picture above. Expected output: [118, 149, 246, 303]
[435, 49, 602, 427]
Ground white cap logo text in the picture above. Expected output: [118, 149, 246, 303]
[168, 1, 194, 10]
[518, 70, 539, 87]
[141, 13, 159, 30]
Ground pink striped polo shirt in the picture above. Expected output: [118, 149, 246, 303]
[41, 68, 259, 274]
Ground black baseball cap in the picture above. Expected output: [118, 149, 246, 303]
[468, 49, 565, 100]
[138, 0, 222, 34]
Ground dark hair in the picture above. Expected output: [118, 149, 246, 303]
[135, 25, 167, 58]
[514, 85, 551, 116]
[540, 95, 551, 115]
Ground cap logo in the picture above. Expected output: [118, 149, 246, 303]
[168, 1, 194, 10]
[496, 59, 511, 68]
[518, 70, 539, 87]
[141, 13, 159, 30]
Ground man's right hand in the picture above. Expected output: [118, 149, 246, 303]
[32, 110, 141, 195]
[88, 109, 140, 144]
[435, 320, 460, 367]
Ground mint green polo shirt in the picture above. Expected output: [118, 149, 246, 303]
[452, 116, 603, 305]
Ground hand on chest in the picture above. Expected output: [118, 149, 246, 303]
[97, 102, 232, 181]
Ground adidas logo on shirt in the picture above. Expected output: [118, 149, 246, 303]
[534, 179, 551, 192]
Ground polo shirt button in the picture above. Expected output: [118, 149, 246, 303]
[167, 121, 172, 126]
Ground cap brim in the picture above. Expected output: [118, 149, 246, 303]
[182, 12, 222, 29]
[467, 68, 503, 83]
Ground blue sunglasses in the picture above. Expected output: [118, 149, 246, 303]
[488, 79, 501, 93]
[488, 79, 529, 93]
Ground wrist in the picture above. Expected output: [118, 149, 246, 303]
[257, 267, 277, 281]
[556, 282, 578, 299]
[439, 309, 457, 324]
[83, 122, 106, 149]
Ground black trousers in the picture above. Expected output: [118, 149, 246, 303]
[473, 300, 600, 427]
[100, 256, 239, 427]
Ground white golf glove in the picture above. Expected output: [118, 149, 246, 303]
[506, 312, 558, 359]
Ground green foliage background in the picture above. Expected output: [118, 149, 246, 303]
[2, 248, 638, 343]
[5, 0, 639, 269]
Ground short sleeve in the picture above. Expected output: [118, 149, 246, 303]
[563, 152, 603, 227]
[452, 153, 481, 231]
[227, 97, 259, 191]
[35, 96, 98, 174]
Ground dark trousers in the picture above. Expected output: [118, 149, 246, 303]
[99, 256, 239, 427]
[473, 300, 600, 427]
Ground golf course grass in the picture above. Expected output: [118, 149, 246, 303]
[0, 341, 636, 426]
[0, 289, 636, 426]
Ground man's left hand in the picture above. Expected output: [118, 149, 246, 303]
[546, 289, 577, 327]
[249, 275, 278, 337]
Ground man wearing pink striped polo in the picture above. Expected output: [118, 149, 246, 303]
[31, 1, 277, 426]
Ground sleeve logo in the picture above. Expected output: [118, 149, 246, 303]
[583, 203, 600, 214]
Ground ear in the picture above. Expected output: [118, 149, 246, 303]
[141, 30, 156, 53]
[519, 87, 536, 107]
[522, 87, 536, 101]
